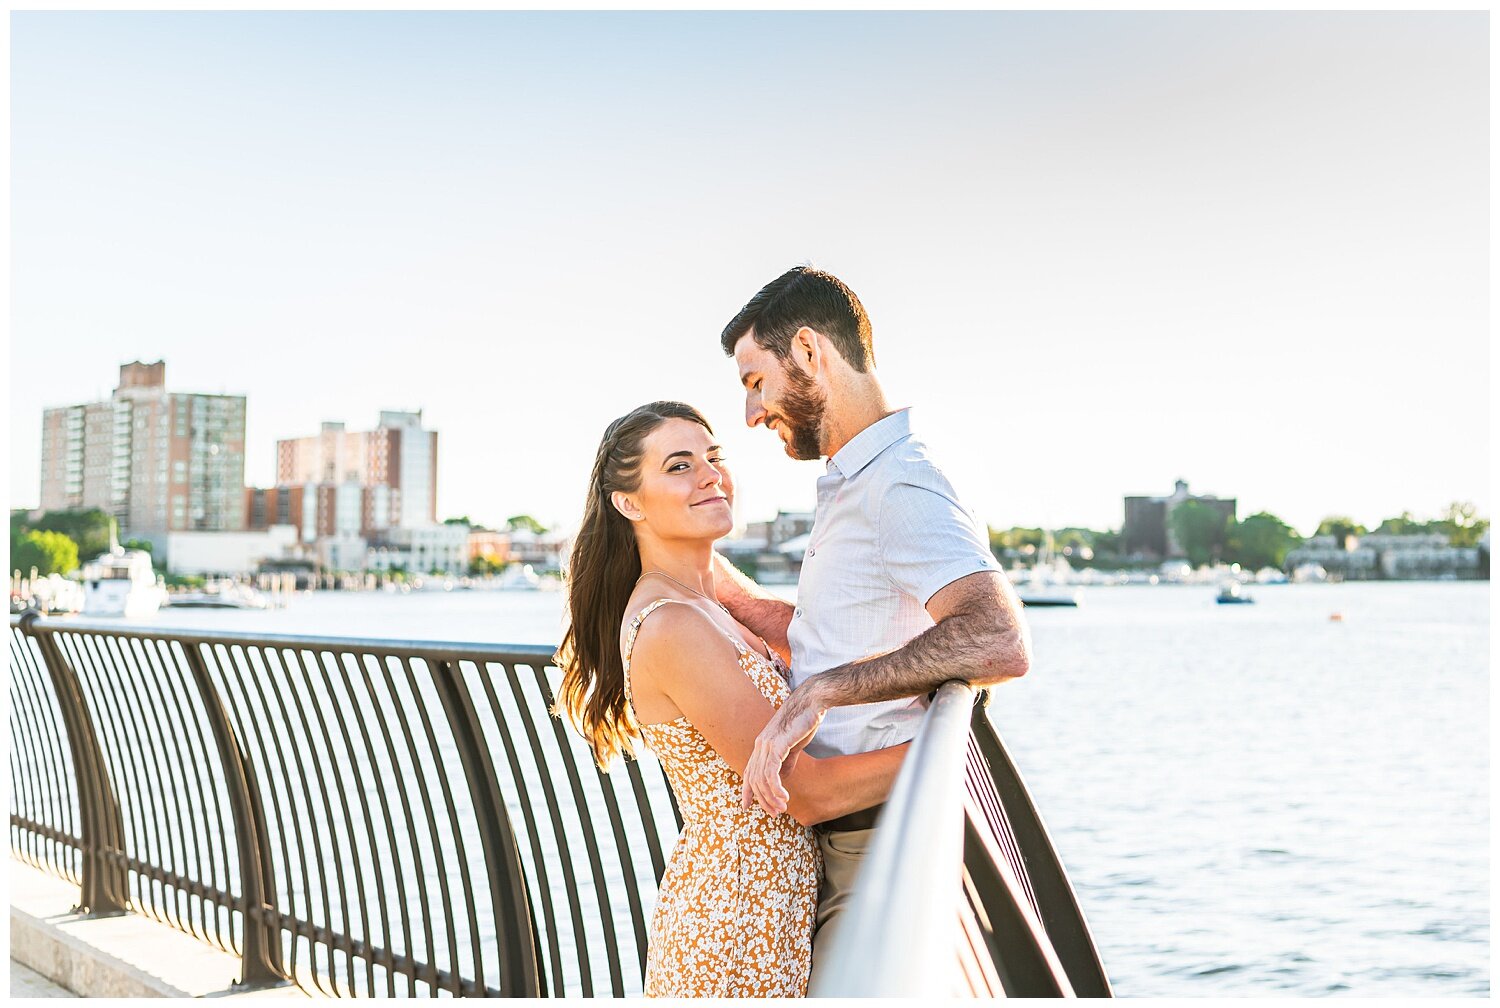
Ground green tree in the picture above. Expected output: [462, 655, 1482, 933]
[506, 515, 547, 535]
[31, 509, 114, 563]
[1373, 511, 1423, 536]
[988, 527, 1046, 554]
[122, 538, 154, 555]
[1421, 501, 1487, 547]
[468, 555, 505, 577]
[1315, 516, 1367, 545]
[12, 530, 79, 577]
[1226, 512, 1302, 570]
[1053, 528, 1091, 553]
[1169, 500, 1230, 567]
[1089, 529, 1124, 556]
[443, 516, 474, 527]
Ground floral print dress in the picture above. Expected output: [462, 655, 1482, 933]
[623, 599, 822, 998]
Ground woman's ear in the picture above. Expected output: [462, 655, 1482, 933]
[611, 491, 642, 522]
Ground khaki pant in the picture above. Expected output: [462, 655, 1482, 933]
[807, 826, 876, 988]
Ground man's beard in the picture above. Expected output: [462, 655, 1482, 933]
[774, 365, 828, 461]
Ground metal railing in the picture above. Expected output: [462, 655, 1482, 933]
[811, 681, 1112, 998]
[10, 614, 1107, 998]
[9, 613, 679, 996]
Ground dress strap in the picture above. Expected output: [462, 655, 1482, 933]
[624, 598, 683, 678]
[624, 599, 680, 721]
[624, 598, 764, 715]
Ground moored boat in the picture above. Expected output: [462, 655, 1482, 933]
[1216, 581, 1255, 605]
[82, 549, 166, 618]
[165, 579, 271, 610]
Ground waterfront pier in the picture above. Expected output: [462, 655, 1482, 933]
[9, 611, 1108, 997]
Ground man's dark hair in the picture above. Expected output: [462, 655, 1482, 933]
[719, 266, 875, 373]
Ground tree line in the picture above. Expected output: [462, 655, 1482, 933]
[10, 508, 156, 578]
[989, 501, 1489, 572]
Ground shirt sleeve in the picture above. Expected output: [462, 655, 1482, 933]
[878, 479, 1001, 606]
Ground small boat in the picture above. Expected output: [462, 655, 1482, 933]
[1291, 563, 1327, 584]
[1016, 554, 1080, 607]
[82, 549, 166, 618]
[495, 563, 542, 590]
[1017, 587, 1081, 607]
[165, 580, 270, 610]
[1216, 582, 1254, 605]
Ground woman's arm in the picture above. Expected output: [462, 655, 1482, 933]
[781, 744, 910, 827]
[631, 603, 906, 827]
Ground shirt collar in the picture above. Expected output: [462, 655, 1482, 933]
[827, 408, 912, 479]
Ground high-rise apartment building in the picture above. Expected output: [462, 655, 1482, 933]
[39, 361, 246, 536]
[275, 411, 437, 530]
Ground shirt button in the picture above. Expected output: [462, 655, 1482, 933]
[794, 607, 802, 618]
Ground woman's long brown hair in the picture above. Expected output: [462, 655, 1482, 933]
[556, 401, 714, 768]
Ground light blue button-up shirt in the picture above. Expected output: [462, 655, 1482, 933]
[788, 409, 1001, 758]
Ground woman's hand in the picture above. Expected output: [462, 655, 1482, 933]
[739, 680, 828, 816]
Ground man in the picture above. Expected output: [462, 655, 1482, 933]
[710, 265, 1033, 981]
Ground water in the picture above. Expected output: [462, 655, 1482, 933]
[135, 581, 1491, 996]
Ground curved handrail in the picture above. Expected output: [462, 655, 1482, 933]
[809, 681, 1111, 998]
[809, 680, 976, 996]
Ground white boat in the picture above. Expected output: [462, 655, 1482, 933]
[165, 579, 271, 610]
[496, 563, 542, 590]
[1017, 586, 1081, 607]
[1292, 563, 1328, 584]
[82, 549, 166, 618]
[1216, 581, 1255, 605]
[1016, 554, 1081, 607]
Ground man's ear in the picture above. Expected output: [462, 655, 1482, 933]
[611, 491, 642, 522]
[792, 326, 823, 375]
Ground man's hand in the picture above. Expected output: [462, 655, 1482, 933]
[740, 680, 828, 816]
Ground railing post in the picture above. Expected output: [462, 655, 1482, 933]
[19, 610, 129, 917]
[178, 641, 290, 989]
[430, 658, 542, 996]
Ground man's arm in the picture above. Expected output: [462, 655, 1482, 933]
[740, 569, 1030, 815]
[712, 550, 794, 662]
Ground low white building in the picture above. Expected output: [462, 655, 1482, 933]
[370, 524, 469, 574]
[1284, 533, 1482, 580]
[157, 526, 301, 576]
[318, 533, 370, 573]
[507, 528, 569, 571]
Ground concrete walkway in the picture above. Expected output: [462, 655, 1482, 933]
[11, 959, 76, 997]
[11, 858, 314, 999]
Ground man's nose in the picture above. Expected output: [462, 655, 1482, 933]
[745, 395, 766, 428]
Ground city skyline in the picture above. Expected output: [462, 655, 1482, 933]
[10, 12, 1488, 537]
[15, 355, 1482, 541]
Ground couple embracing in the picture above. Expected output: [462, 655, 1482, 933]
[557, 267, 1032, 997]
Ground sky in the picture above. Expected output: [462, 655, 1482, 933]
[9, 11, 1489, 537]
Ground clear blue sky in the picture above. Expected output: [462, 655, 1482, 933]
[9, 12, 1489, 536]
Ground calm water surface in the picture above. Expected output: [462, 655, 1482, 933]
[142, 581, 1490, 997]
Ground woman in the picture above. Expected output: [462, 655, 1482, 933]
[556, 401, 907, 998]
